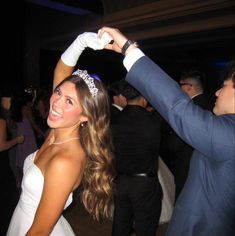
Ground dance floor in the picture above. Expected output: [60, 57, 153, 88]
[64, 195, 168, 236]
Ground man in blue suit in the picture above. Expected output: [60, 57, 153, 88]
[98, 27, 235, 236]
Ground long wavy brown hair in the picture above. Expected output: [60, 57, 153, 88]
[59, 74, 115, 220]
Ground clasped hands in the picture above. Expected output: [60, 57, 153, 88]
[61, 27, 136, 67]
[81, 27, 136, 55]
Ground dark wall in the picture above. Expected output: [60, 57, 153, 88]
[2, 1, 25, 91]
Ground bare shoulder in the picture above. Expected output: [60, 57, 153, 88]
[51, 146, 85, 171]
[45, 146, 86, 189]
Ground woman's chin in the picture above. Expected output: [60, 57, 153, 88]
[47, 117, 59, 128]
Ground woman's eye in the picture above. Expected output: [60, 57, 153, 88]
[55, 88, 61, 95]
[66, 98, 73, 105]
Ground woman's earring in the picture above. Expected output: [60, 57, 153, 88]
[80, 122, 84, 127]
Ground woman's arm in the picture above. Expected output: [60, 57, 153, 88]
[53, 32, 112, 90]
[0, 119, 24, 151]
[53, 59, 74, 90]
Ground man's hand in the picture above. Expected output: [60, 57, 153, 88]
[98, 27, 129, 54]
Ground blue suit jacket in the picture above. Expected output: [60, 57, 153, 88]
[126, 56, 235, 236]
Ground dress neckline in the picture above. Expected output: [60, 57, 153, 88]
[32, 150, 43, 176]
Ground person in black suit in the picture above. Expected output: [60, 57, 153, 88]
[161, 70, 214, 200]
[108, 79, 127, 125]
[111, 82, 163, 236]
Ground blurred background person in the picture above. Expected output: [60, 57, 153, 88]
[11, 90, 41, 189]
[111, 82, 163, 236]
[33, 87, 50, 147]
[108, 79, 127, 125]
[0, 89, 24, 235]
[160, 70, 215, 201]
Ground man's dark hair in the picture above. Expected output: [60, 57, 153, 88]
[223, 60, 235, 88]
[108, 79, 127, 101]
[121, 82, 141, 100]
[181, 70, 206, 90]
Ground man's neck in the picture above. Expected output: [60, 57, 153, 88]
[127, 100, 145, 108]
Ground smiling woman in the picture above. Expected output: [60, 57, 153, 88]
[6, 32, 114, 236]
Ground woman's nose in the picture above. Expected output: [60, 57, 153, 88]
[53, 96, 63, 106]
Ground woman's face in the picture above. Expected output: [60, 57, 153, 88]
[1, 97, 11, 110]
[47, 81, 87, 129]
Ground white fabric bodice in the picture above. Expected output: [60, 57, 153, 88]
[7, 151, 75, 236]
[21, 151, 73, 216]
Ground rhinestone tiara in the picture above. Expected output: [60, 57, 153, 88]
[72, 69, 98, 97]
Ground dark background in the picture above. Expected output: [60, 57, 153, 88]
[2, 0, 235, 96]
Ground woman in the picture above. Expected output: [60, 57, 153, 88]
[33, 87, 50, 147]
[0, 90, 24, 235]
[7, 32, 114, 235]
[11, 91, 39, 188]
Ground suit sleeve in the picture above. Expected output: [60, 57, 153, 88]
[126, 56, 234, 162]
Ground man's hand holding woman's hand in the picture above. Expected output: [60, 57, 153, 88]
[61, 31, 113, 66]
[61, 26, 137, 68]
[98, 27, 137, 55]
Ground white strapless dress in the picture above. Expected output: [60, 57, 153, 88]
[7, 151, 75, 236]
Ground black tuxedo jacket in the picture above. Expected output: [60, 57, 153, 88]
[111, 105, 162, 174]
[110, 104, 122, 125]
